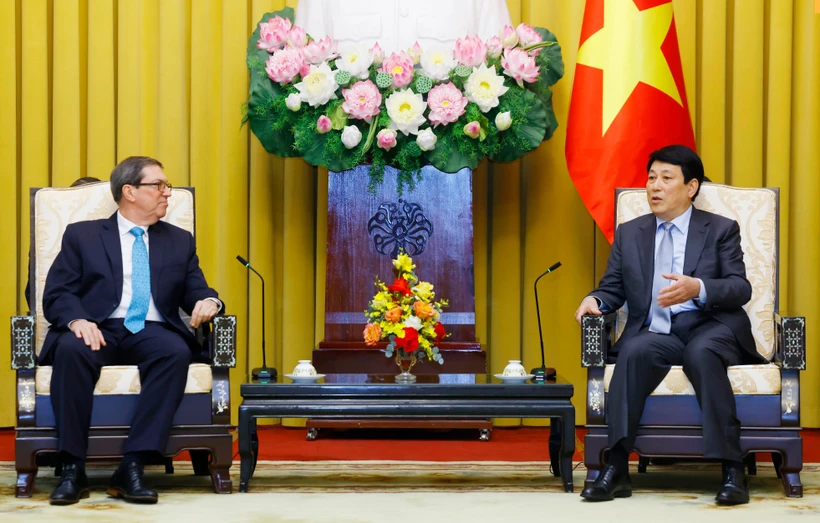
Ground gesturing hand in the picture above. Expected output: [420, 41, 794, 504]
[190, 299, 219, 328]
[70, 319, 107, 351]
[657, 274, 701, 308]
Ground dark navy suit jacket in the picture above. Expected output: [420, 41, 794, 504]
[590, 207, 761, 363]
[41, 212, 220, 361]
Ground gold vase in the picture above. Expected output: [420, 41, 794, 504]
[394, 352, 418, 384]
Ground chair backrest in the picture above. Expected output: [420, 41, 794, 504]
[31, 182, 195, 355]
[613, 184, 778, 361]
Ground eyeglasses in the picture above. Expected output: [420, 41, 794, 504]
[131, 181, 173, 192]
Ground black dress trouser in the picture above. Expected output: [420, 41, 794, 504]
[606, 310, 746, 462]
[41, 319, 191, 460]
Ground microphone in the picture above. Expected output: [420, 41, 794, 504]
[236, 255, 277, 383]
[531, 261, 562, 384]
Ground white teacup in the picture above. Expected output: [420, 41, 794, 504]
[292, 360, 317, 377]
[502, 360, 526, 377]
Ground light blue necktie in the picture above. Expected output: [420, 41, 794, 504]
[124, 227, 150, 334]
[648, 222, 674, 334]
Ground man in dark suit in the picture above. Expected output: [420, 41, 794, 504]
[575, 145, 761, 505]
[41, 156, 222, 505]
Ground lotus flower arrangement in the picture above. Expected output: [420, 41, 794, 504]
[245, 7, 564, 191]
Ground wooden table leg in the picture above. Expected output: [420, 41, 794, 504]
[238, 409, 256, 492]
[559, 406, 575, 492]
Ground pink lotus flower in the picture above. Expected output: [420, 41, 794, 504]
[426, 83, 468, 127]
[370, 43, 385, 66]
[377, 129, 397, 151]
[265, 47, 305, 84]
[499, 25, 519, 49]
[342, 80, 382, 121]
[316, 115, 332, 134]
[463, 121, 481, 139]
[454, 36, 487, 68]
[516, 22, 542, 55]
[380, 51, 415, 88]
[486, 36, 503, 59]
[299, 61, 311, 78]
[501, 48, 540, 87]
[286, 26, 308, 48]
[407, 41, 423, 65]
[257, 16, 291, 52]
[302, 36, 339, 64]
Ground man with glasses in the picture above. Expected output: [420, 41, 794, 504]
[40, 156, 223, 505]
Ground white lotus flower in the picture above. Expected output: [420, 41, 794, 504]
[385, 89, 428, 136]
[420, 47, 456, 82]
[335, 45, 374, 80]
[294, 62, 338, 107]
[341, 125, 363, 149]
[285, 93, 302, 111]
[464, 63, 509, 113]
[416, 128, 437, 151]
[495, 111, 512, 131]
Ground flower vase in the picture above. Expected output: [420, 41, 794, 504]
[395, 353, 418, 384]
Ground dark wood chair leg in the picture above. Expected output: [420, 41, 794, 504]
[165, 457, 175, 474]
[637, 456, 649, 473]
[190, 450, 211, 476]
[583, 433, 607, 488]
[778, 441, 803, 498]
[15, 445, 39, 498]
[210, 440, 233, 494]
[744, 453, 757, 476]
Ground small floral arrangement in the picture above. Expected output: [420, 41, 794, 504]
[363, 251, 448, 367]
[245, 7, 564, 191]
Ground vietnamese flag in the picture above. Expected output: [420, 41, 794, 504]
[566, 0, 696, 243]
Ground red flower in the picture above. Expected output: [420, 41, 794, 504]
[395, 327, 419, 353]
[434, 322, 446, 342]
[387, 277, 413, 296]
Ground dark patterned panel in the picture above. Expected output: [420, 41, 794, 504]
[211, 315, 237, 368]
[11, 316, 35, 370]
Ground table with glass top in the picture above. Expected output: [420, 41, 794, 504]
[237, 376, 575, 493]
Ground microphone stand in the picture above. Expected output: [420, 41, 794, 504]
[236, 255, 277, 383]
[531, 261, 562, 384]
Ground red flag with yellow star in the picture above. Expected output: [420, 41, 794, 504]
[566, 0, 696, 243]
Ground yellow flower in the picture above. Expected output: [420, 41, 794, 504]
[393, 252, 415, 273]
[412, 281, 434, 301]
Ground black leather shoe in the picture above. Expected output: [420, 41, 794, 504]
[581, 464, 632, 501]
[107, 460, 158, 504]
[716, 463, 750, 505]
[49, 463, 90, 505]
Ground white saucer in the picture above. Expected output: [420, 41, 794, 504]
[284, 374, 325, 383]
[494, 374, 535, 384]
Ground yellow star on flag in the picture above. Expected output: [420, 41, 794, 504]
[577, 0, 682, 136]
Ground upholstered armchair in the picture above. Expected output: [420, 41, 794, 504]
[12, 182, 237, 497]
[581, 184, 805, 497]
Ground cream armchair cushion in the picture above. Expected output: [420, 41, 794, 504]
[31, 182, 207, 396]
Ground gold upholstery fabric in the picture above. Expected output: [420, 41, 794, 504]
[34, 363, 213, 395]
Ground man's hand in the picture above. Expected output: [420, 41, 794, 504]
[70, 319, 107, 351]
[657, 274, 701, 308]
[574, 296, 602, 325]
[190, 299, 219, 328]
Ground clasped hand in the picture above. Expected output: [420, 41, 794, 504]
[656, 273, 701, 308]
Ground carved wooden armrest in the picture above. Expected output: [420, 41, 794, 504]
[775, 313, 806, 370]
[202, 315, 237, 368]
[581, 313, 615, 368]
[11, 316, 36, 370]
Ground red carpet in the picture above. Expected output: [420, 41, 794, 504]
[2, 426, 818, 463]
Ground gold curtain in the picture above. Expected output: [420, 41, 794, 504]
[0, 0, 818, 429]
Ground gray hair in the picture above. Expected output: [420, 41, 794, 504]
[110, 156, 164, 202]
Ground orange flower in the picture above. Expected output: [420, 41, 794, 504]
[385, 307, 404, 323]
[363, 323, 382, 345]
[413, 300, 435, 319]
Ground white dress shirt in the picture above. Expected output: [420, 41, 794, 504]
[109, 211, 165, 322]
[294, 0, 512, 54]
